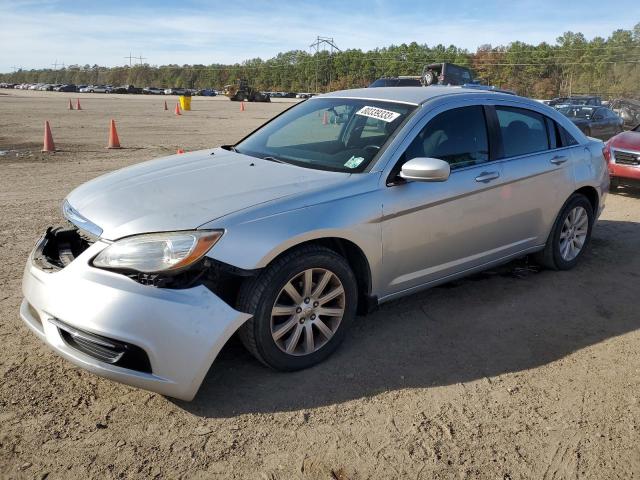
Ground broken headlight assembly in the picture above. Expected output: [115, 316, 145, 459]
[93, 230, 223, 274]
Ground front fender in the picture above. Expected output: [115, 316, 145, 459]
[203, 190, 384, 292]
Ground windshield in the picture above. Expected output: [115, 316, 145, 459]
[557, 106, 596, 119]
[235, 98, 416, 172]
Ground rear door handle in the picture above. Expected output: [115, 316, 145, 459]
[475, 171, 500, 183]
[551, 155, 569, 165]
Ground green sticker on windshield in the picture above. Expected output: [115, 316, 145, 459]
[345, 156, 365, 169]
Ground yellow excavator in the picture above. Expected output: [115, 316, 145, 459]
[223, 79, 270, 102]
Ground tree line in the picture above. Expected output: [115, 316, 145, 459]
[2, 24, 639, 99]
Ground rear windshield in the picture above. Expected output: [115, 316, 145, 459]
[557, 106, 597, 119]
[235, 98, 416, 172]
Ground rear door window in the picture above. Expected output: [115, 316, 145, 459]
[496, 106, 549, 157]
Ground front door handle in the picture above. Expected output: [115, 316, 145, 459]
[475, 171, 500, 183]
[551, 155, 569, 165]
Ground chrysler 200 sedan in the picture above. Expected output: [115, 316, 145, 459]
[21, 87, 608, 400]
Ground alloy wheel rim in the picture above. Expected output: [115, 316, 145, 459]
[559, 206, 588, 261]
[270, 268, 345, 356]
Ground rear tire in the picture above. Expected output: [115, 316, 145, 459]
[534, 193, 594, 270]
[423, 70, 436, 86]
[237, 245, 358, 371]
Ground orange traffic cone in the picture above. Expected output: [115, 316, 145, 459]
[176, 148, 185, 154]
[76, 98, 81, 110]
[68, 98, 74, 110]
[164, 100, 168, 111]
[42, 121, 56, 152]
[175, 102, 181, 115]
[240, 101, 245, 112]
[106, 119, 121, 149]
[322, 111, 328, 125]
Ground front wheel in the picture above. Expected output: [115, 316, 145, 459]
[237, 245, 358, 371]
[534, 193, 594, 270]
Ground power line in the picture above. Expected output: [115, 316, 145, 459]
[124, 52, 135, 67]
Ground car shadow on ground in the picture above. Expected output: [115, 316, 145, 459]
[176, 219, 640, 418]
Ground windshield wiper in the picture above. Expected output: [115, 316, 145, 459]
[262, 156, 288, 164]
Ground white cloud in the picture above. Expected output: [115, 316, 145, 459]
[0, 2, 635, 72]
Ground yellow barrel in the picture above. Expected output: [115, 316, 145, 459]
[179, 95, 191, 111]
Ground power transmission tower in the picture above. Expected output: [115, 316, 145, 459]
[51, 59, 59, 70]
[136, 55, 146, 66]
[309, 36, 341, 93]
[124, 52, 135, 67]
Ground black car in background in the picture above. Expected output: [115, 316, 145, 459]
[55, 84, 77, 92]
[421, 62, 474, 86]
[368, 76, 423, 87]
[369, 62, 475, 88]
[548, 95, 602, 107]
[110, 84, 143, 94]
[556, 105, 623, 140]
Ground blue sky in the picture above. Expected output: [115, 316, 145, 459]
[0, 0, 637, 72]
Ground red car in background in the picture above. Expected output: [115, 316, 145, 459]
[605, 124, 640, 189]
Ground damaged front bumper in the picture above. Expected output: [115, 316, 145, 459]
[20, 229, 251, 401]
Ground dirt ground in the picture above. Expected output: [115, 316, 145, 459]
[0, 90, 639, 480]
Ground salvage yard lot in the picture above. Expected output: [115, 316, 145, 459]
[1, 90, 639, 479]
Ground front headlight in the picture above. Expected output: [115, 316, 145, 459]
[93, 230, 223, 273]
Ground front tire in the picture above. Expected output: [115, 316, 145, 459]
[237, 245, 357, 371]
[534, 193, 594, 270]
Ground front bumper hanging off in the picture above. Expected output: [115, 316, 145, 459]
[20, 230, 251, 401]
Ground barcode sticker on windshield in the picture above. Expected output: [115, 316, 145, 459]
[356, 106, 401, 123]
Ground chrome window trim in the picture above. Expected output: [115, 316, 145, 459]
[379, 96, 584, 185]
[309, 95, 419, 106]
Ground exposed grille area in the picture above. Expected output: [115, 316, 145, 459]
[33, 226, 95, 272]
[613, 149, 640, 166]
[51, 318, 152, 373]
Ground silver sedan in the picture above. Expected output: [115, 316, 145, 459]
[21, 86, 608, 400]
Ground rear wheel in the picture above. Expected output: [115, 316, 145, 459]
[237, 245, 357, 371]
[534, 193, 594, 270]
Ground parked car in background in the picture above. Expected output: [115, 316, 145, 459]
[609, 98, 640, 130]
[164, 87, 187, 95]
[369, 76, 423, 87]
[110, 85, 143, 94]
[549, 95, 602, 107]
[604, 124, 640, 189]
[85, 85, 111, 93]
[20, 86, 607, 400]
[370, 63, 475, 88]
[556, 105, 623, 140]
[56, 84, 77, 92]
[195, 88, 217, 96]
[143, 87, 165, 95]
[421, 62, 474, 86]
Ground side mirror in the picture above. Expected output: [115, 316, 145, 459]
[400, 157, 450, 182]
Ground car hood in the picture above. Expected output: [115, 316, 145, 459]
[66, 148, 350, 240]
[610, 130, 640, 151]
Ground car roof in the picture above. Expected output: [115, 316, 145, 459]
[318, 86, 518, 106]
